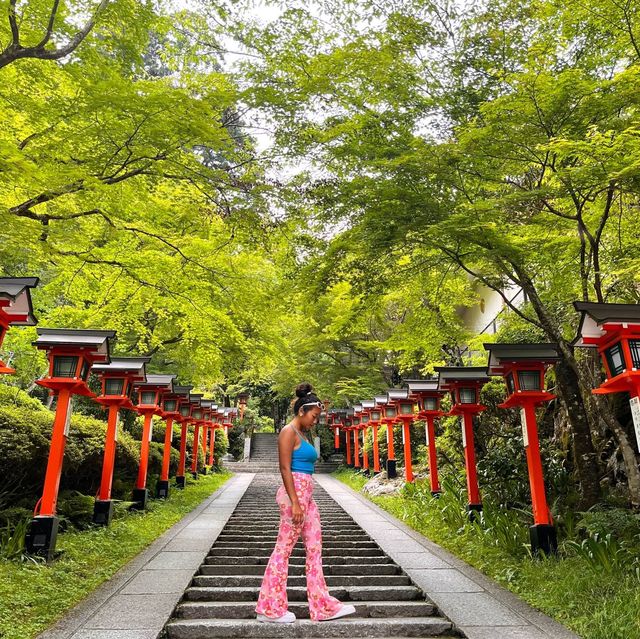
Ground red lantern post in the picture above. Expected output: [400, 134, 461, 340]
[486, 343, 560, 555]
[376, 395, 398, 479]
[198, 400, 213, 475]
[0, 277, 38, 374]
[388, 389, 417, 483]
[131, 374, 175, 509]
[175, 388, 194, 488]
[25, 328, 114, 560]
[359, 405, 371, 474]
[406, 379, 445, 495]
[157, 383, 189, 498]
[351, 408, 361, 468]
[92, 357, 150, 524]
[343, 412, 353, 466]
[209, 407, 222, 467]
[365, 401, 383, 473]
[189, 395, 204, 478]
[436, 366, 491, 519]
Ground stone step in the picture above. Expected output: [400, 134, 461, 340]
[192, 575, 412, 588]
[184, 585, 423, 602]
[212, 541, 379, 549]
[176, 600, 437, 620]
[199, 564, 401, 576]
[204, 556, 395, 566]
[165, 617, 454, 638]
[208, 547, 385, 557]
[216, 534, 370, 541]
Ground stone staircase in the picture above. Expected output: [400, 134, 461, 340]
[163, 474, 458, 638]
[224, 433, 340, 474]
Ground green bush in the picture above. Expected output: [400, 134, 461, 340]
[0, 384, 141, 509]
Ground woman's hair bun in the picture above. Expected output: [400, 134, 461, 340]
[295, 382, 313, 398]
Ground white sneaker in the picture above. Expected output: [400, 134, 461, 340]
[320, 604, 356, 621]
[256, 611, 297, 623]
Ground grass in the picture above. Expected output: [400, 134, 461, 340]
[333, 468, 640, 639]
[0, 471, 231, 639]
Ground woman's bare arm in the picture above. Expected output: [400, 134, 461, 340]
[278, 426, 305, 524]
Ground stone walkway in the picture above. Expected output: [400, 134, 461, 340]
[38, 472, 581, 639]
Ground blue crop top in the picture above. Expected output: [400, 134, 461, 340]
[291, 435, 318, 475]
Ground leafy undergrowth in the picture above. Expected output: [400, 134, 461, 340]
[0, 472, 231, 639]
[333, 468, 640, 639]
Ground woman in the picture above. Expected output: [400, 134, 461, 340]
[255, 383, 357, 623]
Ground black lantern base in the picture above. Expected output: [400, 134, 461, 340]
[191, 471, 198, 479]
[386, 459, 397, 479]
[431, 490, 442, 498]
[25, 515, 59, 561]
[175, 475, 186, 488]
[201, 466, 208, 475]
[156, 480, 170, 499]
[362, 468, 371, 476]
[530, 524, 558, 556]
[467, 503, 483, 522]
[93, 499, 114, 526]
[130, 488, 148, 510]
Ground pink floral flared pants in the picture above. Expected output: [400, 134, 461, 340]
[255, 472, 344, 621]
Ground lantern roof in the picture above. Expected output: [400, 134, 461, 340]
[387, 389, 409, 401]
[345, 407, 355, 416]
[353, 404, 363, 413]
[484, 343, 561, 375]
[189, 393, 203, 405]
[374, 395, 388, 405]
[404, 378, 440, 394]
[92, 356, 150, 380]
[573, 301, 640, 346]
[172, 384, 193, 397]
[435, 366, 490, 389]
[34, 328, 115, 360]
[136, 373, 175, 390]
[361, 399, 376, 409]
[0, 277, 39, 325]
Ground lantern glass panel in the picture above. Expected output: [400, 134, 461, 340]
[179, 405, 190, 417]
[630, 340, 640, 369]
[371, 410, 381, 421]
[104, 378, 125, 396]
[518, 370, 541, 391]
[353, 417, 361, 426]
[459, 387, 476, 404]
[506, 373, 515, 395]
[361, 414, 369, 423]
[605, 343, 625, 377]
[140, 391, 157, 405]
[192, 409, 203, 419]
[80, 359, 91, 381]
[164, 399, 177, 412]
[53, 355, 78, 378]
[385, 406, 397, 418]
[422, 396, 437, 411]
[400, 402, 414, 415]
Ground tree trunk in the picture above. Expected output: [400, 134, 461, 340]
[554, 358, 602, 509]
[594, 397, 640, 508]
